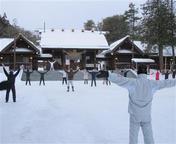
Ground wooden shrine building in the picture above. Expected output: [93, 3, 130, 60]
[0, 34, 40, 70]
[39, 29, 109, 69]
[97, 35, 148, 69]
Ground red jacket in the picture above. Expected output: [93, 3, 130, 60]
[156, 71, 160, 80]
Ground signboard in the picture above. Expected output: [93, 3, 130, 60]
[66, 59, 70, 65]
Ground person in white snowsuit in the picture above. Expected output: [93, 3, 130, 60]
[59, 70, 67, 85]
[49, 60, 56, 71]
[108, 65, 176, 144]
[83, 69, 89, 84]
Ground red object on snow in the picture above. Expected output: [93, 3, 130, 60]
[156, 71, 160, 80]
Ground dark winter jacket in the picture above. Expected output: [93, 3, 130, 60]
[24, 69, 33, 79]
[64, 69, 78, 80]
[37, 70, 48, 79]
[172, 71, 176, 78]
[3, 67, 20, 88]
[87, 70, 99, 80]
[165, 71, 169, 79]
[96, 70, 109, 78]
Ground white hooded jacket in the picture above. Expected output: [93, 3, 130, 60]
[109, 72, 176, 122]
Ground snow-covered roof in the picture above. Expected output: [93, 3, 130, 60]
[110, 35, 129, 51]
[133, 41, 147, 52]
[150, 45, 176, 57]
[96, 49, 110, 58]
[163, 46, 176, 56]
[0, 38, 14, 51]
[0, 34, 40, 53]
[40, 29, 109, 50]
[40, 53, 52, 58]
[131, 58, 155, 63]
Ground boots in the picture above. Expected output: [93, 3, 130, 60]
[67, 86, 74, 92]
[72, 86, 74, 92]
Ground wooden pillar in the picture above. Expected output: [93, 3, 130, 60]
[164, 57, 167, 72]
[61, 50, 65, 68]
[94, 50, 96, 68]
[81, 53, 86, 69]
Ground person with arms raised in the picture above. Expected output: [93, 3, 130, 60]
[2, 64, 22, 103]
[108, 65, 176, 144]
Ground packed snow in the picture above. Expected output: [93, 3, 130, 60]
[0, 70, 176, 144]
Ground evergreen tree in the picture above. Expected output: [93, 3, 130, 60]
[168, 0, 176, 69]
[124, 3, 141, 40]
[141, 0, 174, 70]
[102, 15, 129, 44]
[0, 13, 10, 35]
[0, 13, 38, 44]
[84, 20, 96, 30]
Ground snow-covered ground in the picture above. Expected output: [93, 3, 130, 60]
[0, 71, 176, 144]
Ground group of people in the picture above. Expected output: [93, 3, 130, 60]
[1, 63, 176, 144]
[24, 68, 49, 86]
[0, 63, 111, 103]
[23, 66, 110, 91]
[155, 69, 176, 80]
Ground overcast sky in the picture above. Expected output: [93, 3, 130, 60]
[0, 0, 145, 31]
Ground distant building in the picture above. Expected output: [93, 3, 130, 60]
[0, 33, 175, 71]
[148, 45, 176, 69]
[97, 35, 148, 69]
[97, 35, 176, 70]
[0, 33, 40, 70]
[39, 29, 109, 69]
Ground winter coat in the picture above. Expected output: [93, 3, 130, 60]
[83, 70, 89, 79]
[64, 69, 78, 80]
[59, 70, 67, 78]
[62, 71, 67, 78]
[156, 71, 160, 80]
[3, 67, 20, 88]
[165, 72, 169, 79]
[24, 69, 33, 79]
[38, 70, 48, 79]
[172, 71, 176, 78]
[88, 70, 99, 80]
[109, 72, 176, 122]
